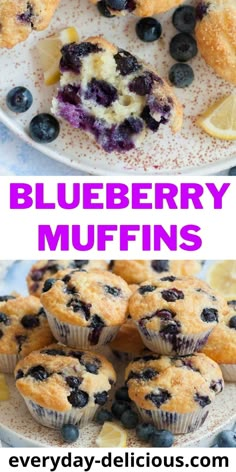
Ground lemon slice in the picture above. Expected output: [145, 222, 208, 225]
[0, 373, 9, 401]
[37, 27, 80, 86]
[96, 422, 127, 448]
[197, 95, 236, 140]
[207, 261, 236, 299]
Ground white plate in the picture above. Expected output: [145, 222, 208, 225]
[0, 260, 236, 447]
[0, 0, 235, 175]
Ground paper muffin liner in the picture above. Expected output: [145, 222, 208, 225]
[136, 323, 212, 356]
[0, 353, 19, 373]
[137, 406, 210, 434]
[46, 311, 120, 349]
[220, 364, 236, 382]
[23, 397, 99, 429]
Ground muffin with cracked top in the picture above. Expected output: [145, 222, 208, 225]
[202, 304, 236, 381]
[91, 0, 184, 17]
[129, 277, 228, 355]
[27, 259, 108, 297]
[195, 0, 236, 85]
[110, 260, 203, 285]
[40, 269, 131, 349]
[125, 352, 223, 433]
[0, 295, 54, 373]
[15, 343, 116, 428]
[52, 36, 183, 154]
[0, 0, 60, 48]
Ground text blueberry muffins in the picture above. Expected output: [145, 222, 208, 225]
[0, 295, 54, 372]
[40, 269, 131, 348]
[15, 344, 116, 428]
[128, 277, 228, 355]
[125, 352, 224, 433]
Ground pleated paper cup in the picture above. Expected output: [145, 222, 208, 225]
[23, 397, 98, 429]
[136, 323, 212, 356]
[220, 364, 236, 382]
[46, 311, 119, 349]
[0, 353, 19, 373]
[137, 406, 210, 434]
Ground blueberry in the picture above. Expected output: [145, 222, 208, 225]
[229, 316, 236, 329]
[129, 72, 155, 96]
[146, 389, 171, 408]
[161, 289, 184, 302]
[141, 106, 160, 132]
[216, 430, 236, 448]
[156, 309, 174, 320]
[121, 409, 139, 429]
[106, 0, 127, 9]
[172, 6, 196, 33]
[21, 314, 40, 329]
[114, 50, 141, 76]
[6, 87, 33, 113]
[160, 323, 181, 336]
[170, 33, 198, 62]
[201, 308, 218, 323]
[138, 285, 157, 295]
[115, 386, 131, 402]
[42, 278, 56, 292]
[70, 260, 89, 269]
[97, 1, 115, 17]
[60, 43, 101, 73]
[81, 357, 101, 374]
[194, 393, 211, 407]
[228, 167, 236, 176]
[111, 401, 130, 419]
[68, 390, 89, 408]
[0, 295, 15, 302]
[27, 365, 49, 381]
[0, 330, 3, 339]
[136, 18, 162, 42]
[15, 369, 24, 380]
[90, 315, 105, 328]
[66, 376, 82, 389]
[196, 2, 210, 20]
[95, 408, 113, 425]
[0, 312, 10, 325]
[169, 63, 194, 88]
[29, 114, 60, 143]
[94, 391, 108, 405]
[42, 349, 66, 356]
[160, 276, 177, 282]
[151, 260, 169, 273]
[104, 285, 121, 297]
[85, 79, 118, 107]
[67, 298, 91, 320]
[150, 430, 174, 447]
[61, 424, 79, 443]
[227, 300, 236, 310]
[136, 423, 156, 441]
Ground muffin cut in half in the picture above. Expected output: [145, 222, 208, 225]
[91, 0, 185, 17]
[52, 36, 183, 153]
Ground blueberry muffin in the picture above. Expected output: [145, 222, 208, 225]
[91, 0, 184, 17]
[202, 307, 236, 381]
[27, 259, 108, 297]
[110, 260, 202, 284]
[0, 1, 60, 49]
[40, 269, 131, 349]
[15, 344, 116, 428]
[52, 36, 183, 154]
[0, 295, 54, 373]
[125, 352, 223, 433]
[195, 0, 236, 85]
[129, 277, 227, 355]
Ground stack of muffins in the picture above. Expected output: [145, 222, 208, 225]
[0, 259, 235, 437]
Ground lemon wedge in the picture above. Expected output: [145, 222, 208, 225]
[207, 261, 236, 299]
[197, 95, 236, 140]
[96, 422, 127, 448]
[37, 27, 80, 86]
[0, 373, 9, 401]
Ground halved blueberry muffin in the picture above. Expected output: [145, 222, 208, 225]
[129, 277, 228, 355]
[27, 259, 108, 297]
[91, 0, 184, 17]
[0, 1, 60, 48]
[40, 269, 131, 349]
[110, 260, 202, 284]
[15, 344, 116, 428]
[52, 36, 183, 153]
[195, 0, 236, 85]
[0, 295, 54, 373]
[125, 352, 223, 433]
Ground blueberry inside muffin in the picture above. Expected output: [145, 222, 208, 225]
[52, 36, 183, 153]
